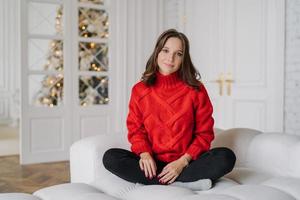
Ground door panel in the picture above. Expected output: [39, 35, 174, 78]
[184, 0, 225, 126]
[183, 0, 284, 131]
[232, 99, 266, 130]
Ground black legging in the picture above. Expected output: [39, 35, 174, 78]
[102, 147, 236, 185]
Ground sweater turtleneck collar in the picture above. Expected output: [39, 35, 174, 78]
[155, 71, 182, 89]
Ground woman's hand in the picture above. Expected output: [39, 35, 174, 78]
[158, 154, 191, 184]
[139, 152, 157, 179]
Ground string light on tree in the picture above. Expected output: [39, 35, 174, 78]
[34, 2, 109, 107]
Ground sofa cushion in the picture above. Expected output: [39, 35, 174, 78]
[33, 183, 117, 200]
[0, 193, 41, 200]
[92, 171, 141, 198]
[262, 177, 300, 199]
[246, 133, 300, 177]
[211, 128, 261, 167]
[70, 134, 129, 184]
[224, 167, 272, 184]
[122, 185, 194, 200]
[197, 178, 239, 194]
[73, 193, 118, 200]
[176, 194, 238, 200]
[216, 185, 295, 200]
[287, 141, 300, 177]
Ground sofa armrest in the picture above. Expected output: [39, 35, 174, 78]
[70, 134, 129, 184]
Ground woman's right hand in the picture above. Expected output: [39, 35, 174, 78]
[139, 152, 157, 179]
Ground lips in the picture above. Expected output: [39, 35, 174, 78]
[164, 63, 174, 67]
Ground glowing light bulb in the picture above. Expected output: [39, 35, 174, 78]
[90, 42, 95, 48]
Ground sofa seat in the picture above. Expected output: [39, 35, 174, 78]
[1, 176, 298, 200]
[31, 175, 298, 200]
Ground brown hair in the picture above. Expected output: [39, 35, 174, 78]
[141, 29, 201, 91]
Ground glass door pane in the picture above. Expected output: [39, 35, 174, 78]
[28, 1, 64, 107]
[77, 0, 109, 106]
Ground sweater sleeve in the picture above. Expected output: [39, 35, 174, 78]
[127, 86, 152, 156]
[186, 84, 215, 160]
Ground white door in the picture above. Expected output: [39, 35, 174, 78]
[21, 0, 72, 164]
[183, 0, 285, 131]
[70, 0, 117, 141]
[21, 0, 121, 164]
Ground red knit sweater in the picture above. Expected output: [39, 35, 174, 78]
[127, 71, 215, 162]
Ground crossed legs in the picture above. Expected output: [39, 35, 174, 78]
[102, 147, 236, 185]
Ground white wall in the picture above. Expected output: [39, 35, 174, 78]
[122, 0, 165, 133]
[285, 0, 300, 135]
[0, 0, 20, 126]
[1, 0, 299, 135]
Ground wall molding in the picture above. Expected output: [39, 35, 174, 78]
[123, 0, 165, 133]
[0, 0, 21, 125]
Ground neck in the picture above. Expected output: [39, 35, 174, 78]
[154, 71, 182, 89]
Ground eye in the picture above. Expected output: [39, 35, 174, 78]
[177, 52, 183, 57]
[161, 49, 169, 53]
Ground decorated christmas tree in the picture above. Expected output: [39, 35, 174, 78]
[34, 1, 109, 107]
[33, 6, 63, 107]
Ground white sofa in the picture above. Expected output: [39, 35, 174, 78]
[1, 128, 300, 200]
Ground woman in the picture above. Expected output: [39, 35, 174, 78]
[103, 29, 236, 190]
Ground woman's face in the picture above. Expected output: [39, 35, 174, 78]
[157, 37, 183, 75]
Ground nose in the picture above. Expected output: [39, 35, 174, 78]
[167, 53, 175, 62]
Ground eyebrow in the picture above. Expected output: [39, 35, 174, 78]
[162, 47, 183, 53]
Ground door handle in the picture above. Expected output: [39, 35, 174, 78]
[225, 73, 234, 96]
[212, 73, 225, 96]
[211, 73, 234, 96]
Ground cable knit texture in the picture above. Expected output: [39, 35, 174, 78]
[127, 71, 215, 162]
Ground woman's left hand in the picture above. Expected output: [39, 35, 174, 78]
[158, 156, 190, 184]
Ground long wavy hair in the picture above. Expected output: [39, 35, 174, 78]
[141, 29, 201, 91]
